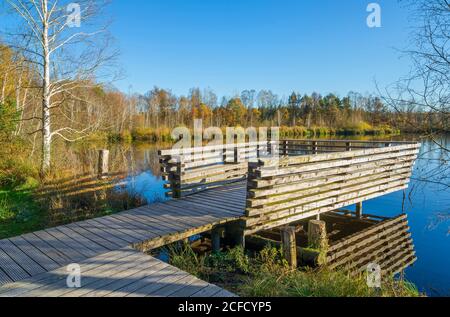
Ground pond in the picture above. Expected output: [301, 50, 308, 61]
[65, 135, 450, 296]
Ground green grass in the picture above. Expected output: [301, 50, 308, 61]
[165, 244, 422, 297]
[0, 177, 46, 239]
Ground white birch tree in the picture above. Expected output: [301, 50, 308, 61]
[3, 0, 117, 174]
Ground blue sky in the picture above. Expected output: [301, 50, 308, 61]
[2, 0, 416, 98]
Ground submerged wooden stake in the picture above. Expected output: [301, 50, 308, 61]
[281, 226, 297, 268]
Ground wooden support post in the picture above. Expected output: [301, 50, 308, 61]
[346, 142, 352, 152]
[281, 226, 297, 268]
[172, 160, 184, 199]
[234, 146, 239, 163]
[312, 141, 318, 154]
[211, 227, 225, 253]
[282, 140, 289, 156]
[308, 220, 327, 250]
[356, 202, 363, 219]
[98, 150, 109, 179]
[225, 222, 245, 249]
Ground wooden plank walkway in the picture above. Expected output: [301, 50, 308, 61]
[0, 182, 246, 292]
[0, 247, 236, 297]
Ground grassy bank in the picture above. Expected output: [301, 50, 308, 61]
[164, 244, 421, 297]
[100, 123, 401, 144]
[0, 179, 45, 239]
[279, 123, 400, 138]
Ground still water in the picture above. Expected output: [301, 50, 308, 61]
[72, 136, 449, 296]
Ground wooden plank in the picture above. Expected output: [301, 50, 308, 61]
[190, 284, 225, 297]
[0, 248, 135, 297]
[23, 253, 143, 297]
[149, 274, 201, 297]
[249, 162, 415, 198]
[7, 236, 59, 272]
[57, 253, 153, 297]
[87, 217, 142, 244]
[122, 207, 187, 233]
[70, 221, 128, 249]
[244, 185, 408, 235]
[246, 180, 410, 224]
[45, 227, 97, 259]
[83, 260, 170, 297]
[0, 269, 13, 285]
[105, 265, 176, 297]
[0, 239, 46, 277]
[0, 248, 29, 282]
[250, 156, 416, 188]
[169, 279, 211, 297]
[33, 230, 85, 262]
[64, 223, 119, 251]
[21, 232, 72, 265]
[55, 226, 109, 255]
[259, 143, 420, 168]
[158, 201, 231, 223]
[143, 204, 215, 228]
[159, 141, 272, 156]
[126, 269, 191, 297]
[329, 224, 410, 263]
[328, 215, 407, 253]
[247, 172, 412, 214]
[258, 149, 419, 178]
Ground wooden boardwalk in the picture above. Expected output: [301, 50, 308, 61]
[0, 247, 235, 297]
[0, 182, 246, 296]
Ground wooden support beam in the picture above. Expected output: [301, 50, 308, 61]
[308, 220, 327, 250]
[211, 227, 225, 253]
[281, 226, 297, 268]
[356, 202, 363, 219]
[225, 222, 246, 249]
[98, 150, 109, 179]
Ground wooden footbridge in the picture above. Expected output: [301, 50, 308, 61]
[0, 140, 420, 297]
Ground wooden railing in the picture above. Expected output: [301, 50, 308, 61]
[244, 141, 421, 234]
[159, 141, 277, 198]
[326, 214, 416, 276]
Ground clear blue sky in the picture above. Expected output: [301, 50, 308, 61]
[2, 0, 416, 99]
[107, 0, 414, 98]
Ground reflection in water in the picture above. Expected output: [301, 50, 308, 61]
[60, 136, 449, 296]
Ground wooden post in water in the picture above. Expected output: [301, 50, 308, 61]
[98, 150, 109, 179]
[281, 226, 297, 268]
[356, 202, 363, 219]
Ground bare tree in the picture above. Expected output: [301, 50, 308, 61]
[382, 0, 449, 149]
[3, 0, 117, 174]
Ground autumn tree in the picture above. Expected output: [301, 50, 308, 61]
[4, 0, 116, 174]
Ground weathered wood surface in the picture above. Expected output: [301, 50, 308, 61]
[160, 141, 276, 198]
[244, 142, 420, 234]
[0, 247, 235, 297]
[0, 183, 246, 288]
[326, 214, 416, 276]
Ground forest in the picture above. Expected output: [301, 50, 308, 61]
[1, 39, 442, 157]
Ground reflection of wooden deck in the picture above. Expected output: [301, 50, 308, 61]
[0, 183, 245, 296]
[0, 247, 235, 297]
